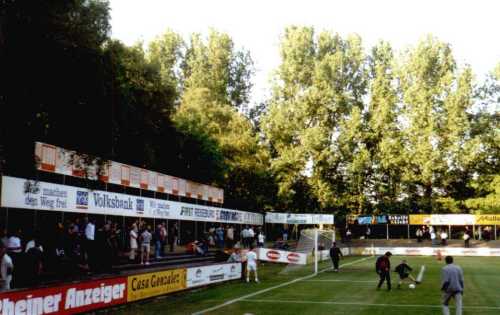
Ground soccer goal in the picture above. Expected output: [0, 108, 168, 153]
[279, 228, 338, 275]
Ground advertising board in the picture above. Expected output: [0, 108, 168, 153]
[265, 212, 334, 225]
[186, 263, 242, 288]
[256, 248, 307, 265]
[0, 176, 263, 225]
[0, 277, 127, 315]
[127, 269, 186, 302]
[349, 246, 500, 257]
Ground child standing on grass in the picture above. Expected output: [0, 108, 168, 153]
[245, 245, 259, 283]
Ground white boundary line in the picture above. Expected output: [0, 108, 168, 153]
[416, 265, 426, 282]
[191, 256, 373, 315]
[242, 299, 500, 310]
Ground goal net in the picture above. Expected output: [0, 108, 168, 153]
[279, 228, 337, 275]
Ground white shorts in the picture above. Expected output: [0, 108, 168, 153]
[141, 244, 150, 252]
[247, 263, 257, 271]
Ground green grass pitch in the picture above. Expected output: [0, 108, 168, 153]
[109, 255, 500, 315]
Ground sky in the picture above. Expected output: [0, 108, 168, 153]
[110, 0, 500, 105]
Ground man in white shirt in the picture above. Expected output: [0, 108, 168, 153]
[241, 227, 249, 248]
[84, 218, 96, 270]
[245, 246, 259, 283]
[248, 227, 255, 248]
[85, 220, 95, 241]
[0, 243, 13, 291]
[6, 230, 22, 254]
[441, 231, 448, 246]
[257, 232, 265, 247]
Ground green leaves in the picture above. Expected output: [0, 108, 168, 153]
[264, 29, 499, 214]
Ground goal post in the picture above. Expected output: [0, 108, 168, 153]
[279, 227, 338, 276]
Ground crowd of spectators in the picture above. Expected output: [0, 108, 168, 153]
[0, 217, 183, 291]
[187, 225, 266, 256]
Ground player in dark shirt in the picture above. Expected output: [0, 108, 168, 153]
[394, 259, 419, 288]
[329, 242, 343, 272]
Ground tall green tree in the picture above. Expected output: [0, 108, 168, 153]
[398, 36, 457, 212]
[0, 0, 112, 176]
[366, 41, 404, 212]
[263, 26, 369, 212]
[181, 30, 254, 109]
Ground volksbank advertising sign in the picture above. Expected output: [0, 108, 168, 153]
[0, 176, 263, 225]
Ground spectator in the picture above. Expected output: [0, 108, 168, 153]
[0, 243, 13, 291]
[227, 247, 242, 263]
[248, 226, 255, 247]
[431, 230, 438, 246]
[193, 240, 208, 256]
[25, 233, 44, 253]
[416, 228, 423, 243]
[6, 229, 22, 254]
[346, 229, 352, 243]
[103, 223, 114, 272]
[241, 226, 249, 248]
[140, 226, 152, 265]
[441, 230, 448, 246]
[282, 227, 289, 242]
[226, 225, 234, 248]
[365, 226, 371, 239]
[0, 229, 8, 247]
[129, 223, 138, 262]
[463, 228, 471, 248]
[160, 223, 167, 255]
[154, 224, 163, 260]
[216, 225, 225, 250]
[7, 229, 22, 288]
[84, 218, 96, 270]
[169, 223, 178, 252]
[257, 231, 265, 247]
[24, 239, 43, 287]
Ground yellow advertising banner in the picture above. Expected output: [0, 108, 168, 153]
[127, 268, 187, 302]
[475, 215, 500, 225]
[409, 214, 432, 225]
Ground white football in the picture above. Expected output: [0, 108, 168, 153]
[409, 284, 416, 289]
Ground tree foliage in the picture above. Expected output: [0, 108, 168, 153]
[0, 4, 498, 215]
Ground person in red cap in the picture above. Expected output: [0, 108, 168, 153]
[376, 251, 392, 291]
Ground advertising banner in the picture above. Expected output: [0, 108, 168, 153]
[127, 269, 186, 302]
[348, 215, 387, 225]
[0, 176, 263, 225]
[409, 214, 432, 225]
[265, 212, 334, 225]
[186, 263, 242, 288]
[35, 142, 224, 204]
[409, 214, 476, 226]
[387, 215, 409, 225]
[256, 248, 307, 265]
[350, 246, 500, 257]
[430, 214, 475, 226]
[474, 215, 500, 225]
[0, 277, 127, 315]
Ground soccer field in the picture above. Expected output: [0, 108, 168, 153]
[111, 255, 500, 315]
